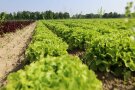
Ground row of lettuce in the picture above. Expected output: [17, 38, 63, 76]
[44, 19, 135, 79]
[57, 19, 135, 30]
[2, 21, 102, 90]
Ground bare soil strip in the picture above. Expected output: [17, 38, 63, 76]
[0, 23, 36, 86]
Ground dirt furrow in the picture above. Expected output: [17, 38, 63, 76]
[0, 22, 36, 86]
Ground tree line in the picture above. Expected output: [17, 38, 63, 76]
[0, 11, 70, 20]
[0, 10, 128, 20]
[72, 12, 125, 19]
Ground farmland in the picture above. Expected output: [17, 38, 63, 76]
[0, 21, 36, 86]
[0, 21, 34, 36]
[1, 19, 135, 90]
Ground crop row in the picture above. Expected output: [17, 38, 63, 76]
[57, 19, 135, 30]
[25, 21, 68, 62]
[44, 19, 135, 78]
[0, 21, 34, 35]
[2, 21, 102, 90]
[44, 21, 90, 50]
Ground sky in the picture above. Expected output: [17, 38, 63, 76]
[0, 0, 134, 15]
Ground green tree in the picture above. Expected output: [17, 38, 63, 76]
[58, 12, 64, 19]
[0, 12, 6, 37]
[45, 10, 54, 19]
[0, 12, 6, 21]
[63, 12, 70, 19]
[125, 2, 133, 17]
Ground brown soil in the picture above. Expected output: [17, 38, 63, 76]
[68, 50, 135, 90]
[68, 49, 85, 58]
[0, 22, 36, 86]
[97, 72, 135, 90]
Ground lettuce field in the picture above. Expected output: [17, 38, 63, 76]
[1, 19, 135, 90]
